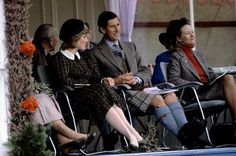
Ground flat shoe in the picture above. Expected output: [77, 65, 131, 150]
[180, 119, 207, 139]
[60, 139, 85, 153]
[129, 143, 139, 151]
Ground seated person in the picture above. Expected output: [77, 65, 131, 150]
[151, 33, 171, 85]
[32, 24, 58, 81]
[31, 24, 95, 153]
[166, 18, 236, 129]
[90, 11, 207, 149]
[32, 93, 93, 154]
[31, 23, 115, 151]
[51, 18, 143, 149]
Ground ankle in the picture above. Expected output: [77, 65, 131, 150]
[129, 135, 138, 146]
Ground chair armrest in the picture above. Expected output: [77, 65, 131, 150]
[60, 84, 91, 91]
[113, 84, 132, 90]
[172, 81, 203, 90]
[73, 83, 91, 88]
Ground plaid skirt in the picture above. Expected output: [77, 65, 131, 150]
[125, 90, 154, 112]
[68, 84, 124, 122]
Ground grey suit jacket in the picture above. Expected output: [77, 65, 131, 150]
[91, 38, 151, 85]
[167, 49, 217, 86]
[167, 49, 225, 101]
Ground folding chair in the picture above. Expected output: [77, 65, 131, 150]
[37, 65, 96, 155]
[159, 61, 228, 147]
[37, 65, 78, 131]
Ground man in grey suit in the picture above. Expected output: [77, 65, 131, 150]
[90, 11, 207, 149]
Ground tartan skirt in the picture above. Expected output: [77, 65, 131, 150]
[68, 84, 124, 122]
[125, 90, 154, 112]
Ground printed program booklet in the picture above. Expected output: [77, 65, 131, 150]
[143, 86, 178, 94]
[208, 66, 232, 86]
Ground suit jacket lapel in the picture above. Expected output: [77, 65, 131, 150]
[98, 39, 124, 72]
[178, 50, 201, 81]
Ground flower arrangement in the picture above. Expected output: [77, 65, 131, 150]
[19, 40, 36, 57]
[4, 0, 53, 155]
[20, 96, 38, 113]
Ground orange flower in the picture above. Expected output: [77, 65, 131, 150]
[20, 96, 38, 113]
[19, 41, 36, 57]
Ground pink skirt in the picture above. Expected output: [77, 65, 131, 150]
[33, 93, 64, 125]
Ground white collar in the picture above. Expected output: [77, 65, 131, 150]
[60, 49, 81, 60]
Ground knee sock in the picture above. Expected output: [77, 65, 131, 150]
[168, 102, 188, 130]
[155, 106, 179, 136]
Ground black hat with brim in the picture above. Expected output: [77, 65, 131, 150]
[59, 19, 85, 41]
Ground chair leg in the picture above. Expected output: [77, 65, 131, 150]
[161, 127, 169, 148]
[48, 136, 57, 156]
[192, 87, 213, 146]
[60, 91, 78, 132]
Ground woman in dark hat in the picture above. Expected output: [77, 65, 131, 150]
[167, 18, 236, 131]
[51, 18, 143, 149]
[32, 24, 94, 154]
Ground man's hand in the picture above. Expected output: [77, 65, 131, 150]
[102, 77, 115, 86]
[114, 73, 137, 85]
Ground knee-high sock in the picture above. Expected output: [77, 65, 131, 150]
[168, 102, 188, 130]
[113, 104, 143, 142]
[155, 106, 179, 136]
[105, 106, 138, 147]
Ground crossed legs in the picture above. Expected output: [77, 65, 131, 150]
[52, 120, 88, 145]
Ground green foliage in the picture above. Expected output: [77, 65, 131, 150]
[7, 122, 53, 156]
[139, 122, 161, 152]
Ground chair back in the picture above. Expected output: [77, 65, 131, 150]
[160, 62, 168, 82]
[37, 65, 54, 87]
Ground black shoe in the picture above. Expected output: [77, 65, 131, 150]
[177, 119, 207, 148]
[85, 132, 96, 146]
[179, 119, 207, 140]
[60, 139, 85, 154]
[129, 143, 139, 151]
